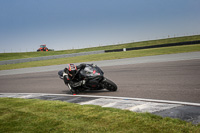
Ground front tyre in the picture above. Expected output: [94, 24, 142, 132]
[102, 78, 117, 91]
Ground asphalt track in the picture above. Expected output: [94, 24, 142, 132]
[0, 53, 200, 103]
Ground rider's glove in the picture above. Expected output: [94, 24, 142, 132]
[63, 72, 68, 77]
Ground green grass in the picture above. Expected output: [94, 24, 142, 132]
[0, 98, 199, 132]
[0, 35, 200, 61]
[0, 44, 200, 70]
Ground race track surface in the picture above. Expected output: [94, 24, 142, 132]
[0, 59, 200, 103]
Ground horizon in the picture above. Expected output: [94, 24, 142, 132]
[1, 34, 199, 54]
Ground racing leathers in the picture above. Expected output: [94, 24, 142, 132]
[63, 63, 86, 91]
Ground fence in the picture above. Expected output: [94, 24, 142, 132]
[105, 40, 200, 52]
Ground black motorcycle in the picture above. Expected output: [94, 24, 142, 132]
[58, 64, 117, 94]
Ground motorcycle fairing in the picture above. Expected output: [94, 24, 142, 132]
[80, 64, 104, 89]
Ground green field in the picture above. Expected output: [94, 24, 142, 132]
[0, 35, 200, 61]
[0, 98, 199, 132]
[0, 43, 200, 70]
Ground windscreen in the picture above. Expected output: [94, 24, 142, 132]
[83, 65, 103, 77]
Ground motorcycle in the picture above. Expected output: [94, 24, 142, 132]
[58, 64, 117, 94]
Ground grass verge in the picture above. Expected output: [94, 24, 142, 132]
[0, 44, 200, 70]
[0, 98, 199, 132]
[0, 35, 200, 61]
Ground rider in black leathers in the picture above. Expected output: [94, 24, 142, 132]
[59, 63, 86, 94]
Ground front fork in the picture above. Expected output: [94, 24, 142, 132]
[100, 77, 107, 88]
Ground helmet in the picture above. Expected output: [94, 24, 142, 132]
[66, 64, 77, 78]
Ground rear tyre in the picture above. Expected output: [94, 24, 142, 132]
[102, 78, 117, 91]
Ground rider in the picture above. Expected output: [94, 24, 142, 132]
[62, 63, 86, 94]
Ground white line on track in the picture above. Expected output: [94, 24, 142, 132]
[1, 93, 200, 106]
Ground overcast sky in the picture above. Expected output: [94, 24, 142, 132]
[0, 0, 200, 53]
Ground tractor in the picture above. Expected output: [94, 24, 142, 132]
[37, 44, 49, 51]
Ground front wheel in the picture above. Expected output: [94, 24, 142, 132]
[102, 78, 117, 91]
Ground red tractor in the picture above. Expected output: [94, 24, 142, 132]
[37, 44, 49, 51]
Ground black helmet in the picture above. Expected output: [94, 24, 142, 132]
[66, 64, 77, 78]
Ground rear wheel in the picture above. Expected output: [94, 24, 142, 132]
[102, 78, 117, 91]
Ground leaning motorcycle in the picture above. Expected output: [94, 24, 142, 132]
[58, 64, 117, 94]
